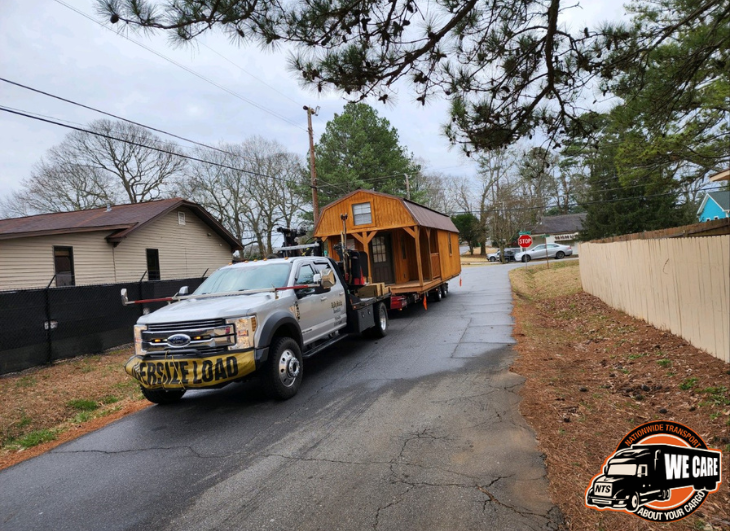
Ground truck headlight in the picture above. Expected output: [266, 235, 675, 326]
[226, 317, 256, 350]
[134, 324, 147, 355]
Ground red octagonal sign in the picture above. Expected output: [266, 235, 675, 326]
[518, 234, 533, 248]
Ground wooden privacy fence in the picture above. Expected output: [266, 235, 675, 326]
[580, 236, 730, 362]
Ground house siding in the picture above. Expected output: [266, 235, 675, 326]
[0, 231, 117, 290]
[699, 200, 729, 222]
[0, 207, 234, 290]
[111, 207, 233, 282]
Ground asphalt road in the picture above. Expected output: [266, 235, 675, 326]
[0, 264, 561, 531]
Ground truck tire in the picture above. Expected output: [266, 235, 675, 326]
[368, 302, 389, 338]
[626, 492, 641, 512]
[141, 386, 186, 405]
[440, 284, 448, 298]
[262, 336, 303, 400]
[430, 287, 442, 302]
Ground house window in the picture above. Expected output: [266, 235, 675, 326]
[352, 202, 372, 225]
[178, 212, 186, 225]
[54, 246, 75, 287]
[146, 249, 161, 281]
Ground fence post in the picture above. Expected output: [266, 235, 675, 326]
[45, 274, 56, 364]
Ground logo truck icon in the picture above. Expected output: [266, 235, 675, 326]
[586, 444, 721, 513]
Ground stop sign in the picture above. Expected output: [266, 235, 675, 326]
[518, 234, 533, 248]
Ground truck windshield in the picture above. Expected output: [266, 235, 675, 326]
[194, 264, 292, 294]
[606, 464, 637, 477]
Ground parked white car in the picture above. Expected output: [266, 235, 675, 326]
[515, 243, 573, 262]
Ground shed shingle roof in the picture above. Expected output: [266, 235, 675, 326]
[0, 198, 242, 250]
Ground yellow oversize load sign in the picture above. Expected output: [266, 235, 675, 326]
[125, 351, 256, 390]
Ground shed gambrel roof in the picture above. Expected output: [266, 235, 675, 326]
[0, 198, 243, 250]
[315, 189, 458, 233]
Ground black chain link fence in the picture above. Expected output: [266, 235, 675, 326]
[0, 277, 206, 375]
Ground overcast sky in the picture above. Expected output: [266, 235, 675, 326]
[0, 0, 627, 205]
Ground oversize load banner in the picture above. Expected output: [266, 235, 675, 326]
[125, 351, 256, 389]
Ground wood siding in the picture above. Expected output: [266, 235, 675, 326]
[0, 207, 234, 290]
[315, 190, 416, 236]
[111, 207, 233, 282]
[580, 236, 730, 363]
[315, 190, 461, 290]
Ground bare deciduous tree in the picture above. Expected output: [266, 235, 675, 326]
[178, 137, 305, 256]
[1, 119, 185, 217]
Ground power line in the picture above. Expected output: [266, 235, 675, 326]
[197, 42, 301, 106]
[449, 184, 716, 216]
[51, 0, 307, 133]
[1, 77, 232, 157]
[0, 106, 302, 183]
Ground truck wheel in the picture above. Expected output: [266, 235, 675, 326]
[440, 284, 448, 298]
[430, 287, 442, 302]
[263, 337, 303, 400]
[141, 386, 185, 405]
[368, 302, 389, 338]
[627, 492, 641, 512]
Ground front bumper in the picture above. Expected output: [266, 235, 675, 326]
[125, 349, 256, 390]
[586, 495, 627, 509]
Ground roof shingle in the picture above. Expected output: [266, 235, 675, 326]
[0, 198, 242, 250]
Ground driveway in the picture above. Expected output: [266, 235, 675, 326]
[0, 264, 560, 531]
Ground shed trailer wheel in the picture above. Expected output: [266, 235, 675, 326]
[440, 284, 448, 298]
[368, 302, 389, 338]
[430, 287, 442, 302]
[141, 387, 186, 405]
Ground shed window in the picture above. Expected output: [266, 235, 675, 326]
[352, 202, 372, 225]
[146, 249, 161, 281]
[54, 246, 75, 287]
[448, 234, 453, 256]
[178, 212, 186, 225]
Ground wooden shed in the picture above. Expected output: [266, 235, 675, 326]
[313, 190, 461, 296]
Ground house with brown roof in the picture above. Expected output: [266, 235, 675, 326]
[0, 198, 242, 290]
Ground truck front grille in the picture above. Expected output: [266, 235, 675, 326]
[146, 318, 227, 331]
[142, 318, 234, 355]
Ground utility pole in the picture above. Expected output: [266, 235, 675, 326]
[404, 173, 411, 200]
[304, 105, 320, 225]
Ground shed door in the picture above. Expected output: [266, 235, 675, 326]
[369, 234, 395, 285]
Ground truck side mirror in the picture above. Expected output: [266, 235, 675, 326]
[320, 269, 336, 290]
[177, 286, 189, 296]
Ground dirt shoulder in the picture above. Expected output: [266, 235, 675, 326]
[0, 346, 149, 471]
[509, 260, 730, 531]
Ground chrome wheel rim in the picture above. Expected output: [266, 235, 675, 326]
[379, 305, 387, 330]
[278, 349, 300, 387]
